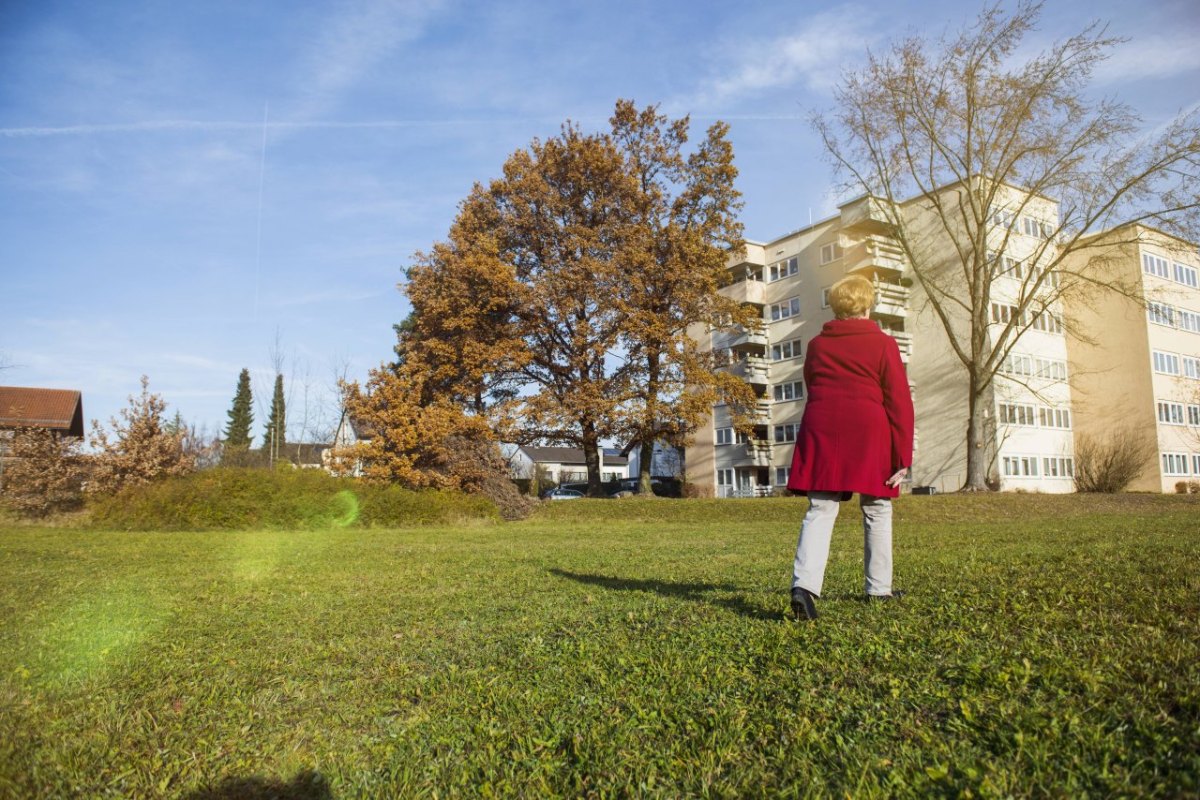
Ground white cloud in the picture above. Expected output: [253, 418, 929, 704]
[292, 0, 450, 120]
[1093, 32, 1200, 85]
[683, 6, 880, 111]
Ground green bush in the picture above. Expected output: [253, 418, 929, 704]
[87, 467, 498, 531]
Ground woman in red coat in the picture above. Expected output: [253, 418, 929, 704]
[786, 275, 914, 620]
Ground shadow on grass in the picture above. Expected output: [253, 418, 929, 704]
[183, 769, 332, 800]
[549, 568, 779, 621]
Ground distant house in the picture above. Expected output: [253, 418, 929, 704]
[282, 442, 331, 469]
[328, 412, 377, 475]
[507, 445, 629, 485]
[0, 386, 85, 479]
[621, 439, 685, 480]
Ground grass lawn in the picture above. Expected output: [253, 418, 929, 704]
[1, 494, 1197, 798]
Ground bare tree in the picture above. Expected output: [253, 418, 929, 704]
[813, 1, 1200, 490]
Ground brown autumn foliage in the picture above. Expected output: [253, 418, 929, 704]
[1073, 426, 1156, 493]
[333, 365, 533, 519]
[402, 100, 758, 495]
[0, 428, 87, 517]
[87, 376, 195, 496]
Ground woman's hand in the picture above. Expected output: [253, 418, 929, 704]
[885, 467, 908, 488]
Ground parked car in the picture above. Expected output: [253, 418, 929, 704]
[544, 487, 584, 500]
[607, 477, 682, 498]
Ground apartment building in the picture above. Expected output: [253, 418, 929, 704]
[1064, 224, 1200, 492]
[688, 185, 1079, 496]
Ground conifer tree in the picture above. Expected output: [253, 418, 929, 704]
[264, 373, 286, 463]
[222, 368, 254, 449]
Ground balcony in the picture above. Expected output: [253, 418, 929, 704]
[885, 329, 913, 361]
[727, 354, 769, 385]
[872, 281, 910, 319]
[839, 195, 895, 234]
[733, 439, 773, 468]
[842, 234, 907, 279]
[721, 276, 765, 306]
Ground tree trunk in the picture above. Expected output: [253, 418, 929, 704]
[582, 422, 605, 497]
[963, 375, 992, 491]
[638, 353, 661, 495]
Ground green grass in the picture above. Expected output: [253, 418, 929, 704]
[1, 494, 1197, 798]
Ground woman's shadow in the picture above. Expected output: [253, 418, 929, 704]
[183, 770, 331, 800]
[548, 568, 780, 621]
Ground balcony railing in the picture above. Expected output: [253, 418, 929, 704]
[884, 329, 913, 361]
[872, 282, 910, 319]
[842, 234, 907, 278]
[721, 277, 765, 306]
[732, 439, 772, 467]
[839, 196, 895, 233]
[727, 355, 769, 385]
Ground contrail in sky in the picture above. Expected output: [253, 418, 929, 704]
[0, 115, 808, 138]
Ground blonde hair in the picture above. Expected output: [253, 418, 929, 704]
[828, 275, 875, 319]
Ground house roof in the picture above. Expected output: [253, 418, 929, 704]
[0, 387, 84, 437]
[518, 445, 628, 466]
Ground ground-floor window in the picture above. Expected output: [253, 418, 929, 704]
[1162, 453, 1189, 476]
[775, 466, 790, 486]
[1042, 457, 1075, 478]
[1002, 455, 1040, 477]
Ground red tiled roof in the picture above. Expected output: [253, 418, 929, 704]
[0, 387, 85, 437]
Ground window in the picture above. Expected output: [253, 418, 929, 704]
[1193, 454, 1200, 475]
[1030, 311, 1064, 334]
[1143, 253, 1170, 278]
[774, 381, 804, 402]
[1038, 407, 1072, 429]
[1022, 217, 1052, 239]
[715, 427, 733, 445]
[819, 243, 842, 265]
[1002, 353, 1035, 377]
[1185, 357, 1200, 379]
[1002, 456, 1040, 477]
[991, 209, 1015, 230]
[1029, 264, 1060, 289]
[1162, 453, 1189, 476]
[1042, 457, 1075, 478]
[769, 257, 798, 282]
[770, 298, 801, 321]
[1034, 358, 1068, 381]
[998, 403, 1036, 426]
[775, 466, 790, 486]
[1189, 405, 1200, 426]
[1158, 402, 1185, 425]
[1153, 351, 1181, 375]
[1174, 263, 1199, 288]
[771, 339, 801, 361]
[821, 287, 831, 308]
[1148, 302, 1176, 327]
[774, 423, 800, 443]
[1002, 255, 1023, 279]
[990, 303, 1021, 325]
[717, 468, 734, 486]
[1180, 309, 1200, 333]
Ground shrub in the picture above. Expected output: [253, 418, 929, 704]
[88, 377, 194, 495]
[0, 428, 87, 517]
[1074, 427, 1156, 493]
[88, 467, 497, 531]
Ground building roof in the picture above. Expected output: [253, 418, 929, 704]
[0, 387, 85, 437]
[518, 445, 628, 466]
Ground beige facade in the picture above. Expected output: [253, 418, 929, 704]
[1064, 224, 1200, 492]
[688, 186, 1082, 496]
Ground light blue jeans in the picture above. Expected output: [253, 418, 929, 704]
[792, 491, 893, 597]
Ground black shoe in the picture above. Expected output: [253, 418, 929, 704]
[867, 590, 905, 602]
[791, 587, 818, 620]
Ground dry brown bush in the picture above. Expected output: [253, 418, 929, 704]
[0, 428, 87, 517]
[1074, 427, 1156, 493]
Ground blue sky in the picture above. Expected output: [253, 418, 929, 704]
[2, 0, 1198, 444]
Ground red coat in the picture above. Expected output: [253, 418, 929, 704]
[786, 318, 914, 499]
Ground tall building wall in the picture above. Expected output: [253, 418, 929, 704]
[689, 184, 1090, 496]
[1065, 225, 1200, 492]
